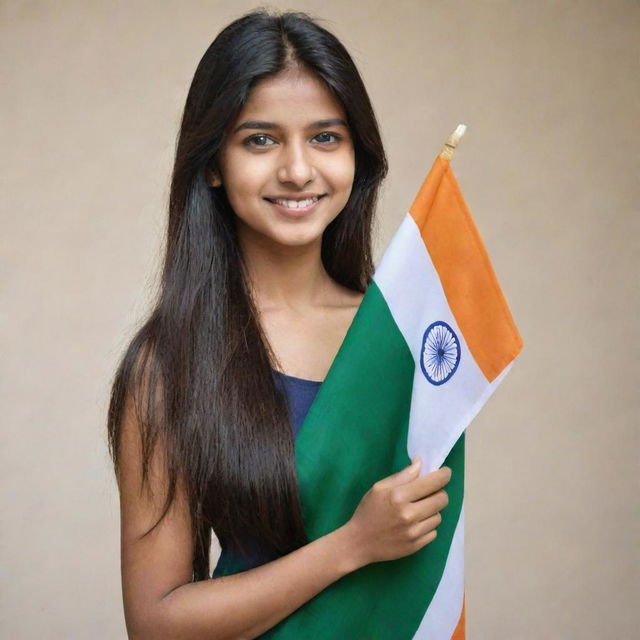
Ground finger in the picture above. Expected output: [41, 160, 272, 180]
[376, 456, 422, 490]
[414, 528, 437, 549]
[397, 466, 451, 503]
[410, 512, 442, 538]
[408, 489, 449, 522]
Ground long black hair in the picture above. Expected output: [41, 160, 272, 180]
[107, 7, 388, 582]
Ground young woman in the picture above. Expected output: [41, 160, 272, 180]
[107, 8, 451, 639]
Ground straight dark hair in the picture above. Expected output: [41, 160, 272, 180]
[106, 7, 388, 582]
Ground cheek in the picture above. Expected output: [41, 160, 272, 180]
[221, 147, 264, 187]
[224, 165, 265, 206]
[327, 155, 355, 195]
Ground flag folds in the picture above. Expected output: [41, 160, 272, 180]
[265, 143, 524, 639]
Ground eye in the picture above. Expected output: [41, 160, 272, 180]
[244, 134, 276, 148]
[243, 131, 343, 149]
[313, 132, 342, 144]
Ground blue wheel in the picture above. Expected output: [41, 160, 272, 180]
[420, 320, 461, 386]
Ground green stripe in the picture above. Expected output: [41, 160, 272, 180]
[266, 281, 465, 639]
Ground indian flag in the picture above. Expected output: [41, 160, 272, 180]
[267, 125, 524, 639]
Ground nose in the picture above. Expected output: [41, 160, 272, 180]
[276, 139, 316, 187]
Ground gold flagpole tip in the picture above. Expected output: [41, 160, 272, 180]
[439, 124, 467, 161]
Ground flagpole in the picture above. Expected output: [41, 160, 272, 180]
[439, 123, 467, 160]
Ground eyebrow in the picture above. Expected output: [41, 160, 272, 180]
[232, 118, 348, 134]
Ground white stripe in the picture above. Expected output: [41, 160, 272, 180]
[374, 212, 517, 638]
[373, 212, 514, 473]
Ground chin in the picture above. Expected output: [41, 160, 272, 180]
[271, 227, 325, 247]
[238, 216, 328, 249]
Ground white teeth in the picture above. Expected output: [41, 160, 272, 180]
[273, 196, 319, 208]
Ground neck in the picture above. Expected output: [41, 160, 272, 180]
[237, 223, 333, 312]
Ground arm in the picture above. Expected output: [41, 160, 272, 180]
[158, 525, 359, 640]
[117, 390, 364, 640]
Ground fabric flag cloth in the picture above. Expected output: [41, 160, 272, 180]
[264, 145, 524, 639]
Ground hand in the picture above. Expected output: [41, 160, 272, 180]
[344, 457, 451, 568]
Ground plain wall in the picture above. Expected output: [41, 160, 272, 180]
[1, 1, 637, 638]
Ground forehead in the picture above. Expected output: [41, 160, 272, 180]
[233, 70, 347, 128]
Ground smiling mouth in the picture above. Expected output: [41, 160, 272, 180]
[263, 194, 327, 206]
[262, 194, 327, 217]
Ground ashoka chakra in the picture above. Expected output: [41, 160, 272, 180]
[420, 320, 461, 386]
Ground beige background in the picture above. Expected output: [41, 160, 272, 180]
[2, 1, 638, 638]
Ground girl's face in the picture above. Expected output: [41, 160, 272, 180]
[211, 68, 355, 250]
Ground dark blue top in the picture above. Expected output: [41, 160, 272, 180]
[211, 368, 322, 579]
